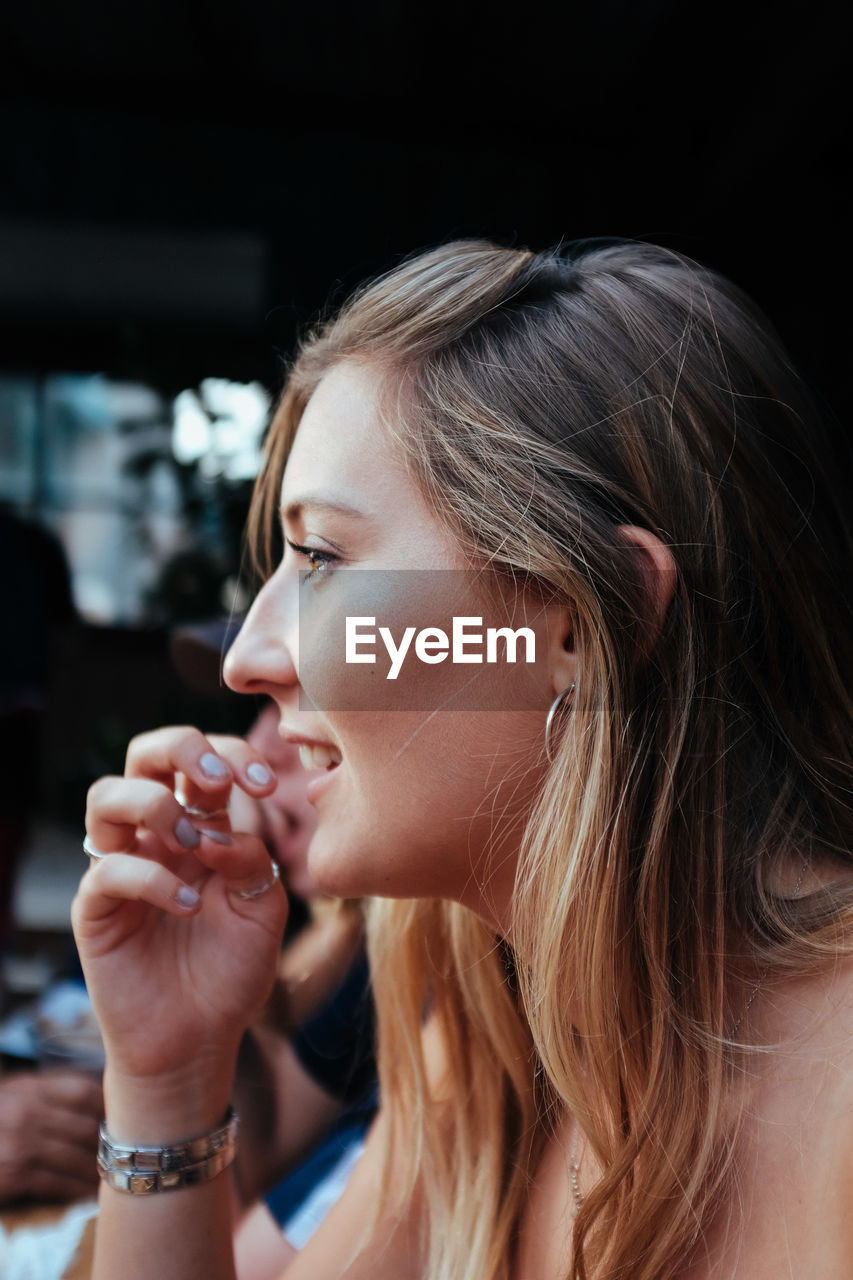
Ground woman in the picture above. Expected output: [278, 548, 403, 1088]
[72, 239, 853, 1278]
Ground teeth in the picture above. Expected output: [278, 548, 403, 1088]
[297, 743, 342, 771]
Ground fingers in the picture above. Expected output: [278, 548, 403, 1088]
[175, 733, 279, 820]
[206, 733, 277, 801]
[73, 834, 285, 931]
[40, 1071, 104, 1122]
[28, 1130, 101, 1184]
[125, 727, 277, 804]
[86, 726, 281, 869]
[39, 1102, 102, 1151]
[86, 776, 208, 857]
[187, 831, 285, 907]
[0, 1073, 102, 1203]
[72, 852, 204, 929]
[25, 1160, 100, 1201]
[126, 725, 234, 790]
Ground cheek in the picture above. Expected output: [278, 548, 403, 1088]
[311, 710, 544, 899]
[298, 573, 553, 717]
[340, 709, 545, 816]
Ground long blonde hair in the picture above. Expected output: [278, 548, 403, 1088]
[249, 240, 853, 1278]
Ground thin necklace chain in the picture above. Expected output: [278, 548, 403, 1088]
[568, 853, 812, 1215]
[568, 1125, 585, 1216]
[569, 1131, 584, 1215]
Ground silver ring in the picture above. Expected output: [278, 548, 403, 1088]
[83, 835, 110, 862]
[174, 786, 230, 821]
[234, 860, 281, 901]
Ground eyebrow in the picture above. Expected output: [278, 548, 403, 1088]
[281, 494, 369, 523]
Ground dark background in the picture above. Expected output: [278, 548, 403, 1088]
[0, 0, 850, 827]
[2, 0, 850, 403]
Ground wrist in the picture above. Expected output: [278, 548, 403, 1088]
[103, 1056, 238, 1147]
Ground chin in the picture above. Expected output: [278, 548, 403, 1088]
[307, 838, 366, 901]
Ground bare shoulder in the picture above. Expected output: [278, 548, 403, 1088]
[710, 943, 853, 1277]
[745, 939, 853, 1140]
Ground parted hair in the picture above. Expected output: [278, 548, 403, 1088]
[249, 239, 853, 1278]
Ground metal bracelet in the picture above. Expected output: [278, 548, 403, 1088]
[97, 1105, 238, 1195]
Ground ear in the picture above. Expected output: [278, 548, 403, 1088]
[544, 601, 577, 700]
[541, 526, 676, 698]
[618, 525, 677, 657]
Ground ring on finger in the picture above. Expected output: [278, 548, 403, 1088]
[234, 859, 281, 901]
[83, 835, 112, 862]
[174, 786, 230, 822]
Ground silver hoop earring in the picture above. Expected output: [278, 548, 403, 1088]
[544, 682, 576, 764]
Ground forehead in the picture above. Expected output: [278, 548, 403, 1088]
[282, 361, 410, 516]
[280, 360, 474, 573]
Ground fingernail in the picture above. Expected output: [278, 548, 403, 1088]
[175, 817, 200, 848]
[199, 828, 232, 845]
[176, 885, 200, 908]
[200, 752, 229, 778]
[247, 762, 272, 785]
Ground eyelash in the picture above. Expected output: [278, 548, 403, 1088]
[285, 538, 337, 582]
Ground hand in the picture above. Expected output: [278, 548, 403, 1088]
[0, 1071, 103, 1204]
[71, 727, 289, 1122]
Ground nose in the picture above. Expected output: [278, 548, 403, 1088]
[224, 567, 298, 698]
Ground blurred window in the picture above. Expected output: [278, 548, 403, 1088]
[0, 372, 268, 626]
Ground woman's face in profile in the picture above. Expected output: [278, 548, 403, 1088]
[225, 361, 558, 929]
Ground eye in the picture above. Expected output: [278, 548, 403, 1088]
[285, 538, 337, 582]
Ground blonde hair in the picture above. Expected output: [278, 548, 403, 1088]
[249, 240, 853, 1278]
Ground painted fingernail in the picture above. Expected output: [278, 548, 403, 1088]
[176, 885, 200, 908]
[200, 752, 229, 778]
[199, 828, 232, 845]
[175, 817, 200, 848]
[247, 762, 272, 785]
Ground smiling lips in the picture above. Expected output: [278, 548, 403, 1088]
[296, 743, 343, 771]
[279, 724, 343, 770]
